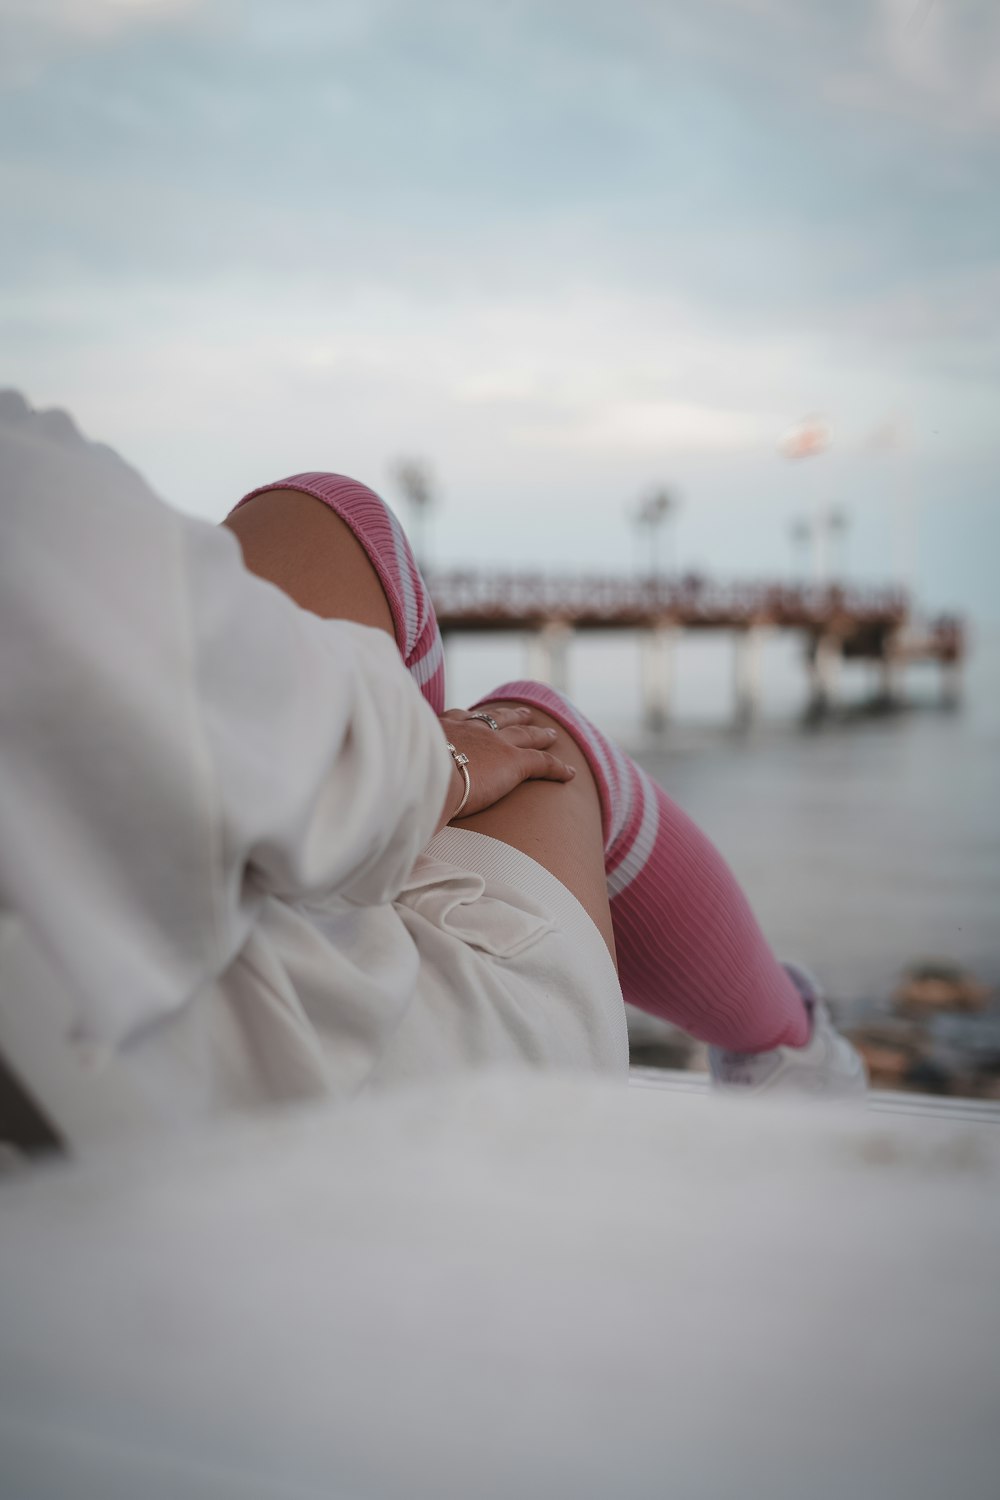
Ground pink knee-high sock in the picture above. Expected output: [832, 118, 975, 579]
[234, 472, 446, 713]
[235, 474, 806, 1052]
[476, 681, 810, 1052]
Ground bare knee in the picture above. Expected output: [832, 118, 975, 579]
[476, 696, 602, 825]
[223, 488, 395, 635]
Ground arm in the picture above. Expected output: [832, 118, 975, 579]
[186, 518, 455, 911]
[0, 432, 451, 1053]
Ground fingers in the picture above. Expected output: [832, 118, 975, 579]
[520, 748, 576, 783]
[505, 724, 560, 750]
[468, 705, 532, 730]
[478, 719, 578, 783]
[441, 705, 534, 729]
[440, 709, 575, 816]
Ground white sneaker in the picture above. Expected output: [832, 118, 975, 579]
[708, 965, 868, 1099]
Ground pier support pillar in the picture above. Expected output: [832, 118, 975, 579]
[941, 660, 962, 709]
[879, 655, 899, 706]
[808, 632, 841, 717]
[641, 624, 677, 732]
[527, 621, 573, 695]
[876, 632, 903, 707]
[733, 626, 764, 727]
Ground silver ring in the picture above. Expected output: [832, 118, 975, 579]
[468, 711, 500, 731]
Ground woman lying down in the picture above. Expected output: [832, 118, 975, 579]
[0, 442, 865, 1154]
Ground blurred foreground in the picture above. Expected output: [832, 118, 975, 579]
[2, 1071, 998, 1500]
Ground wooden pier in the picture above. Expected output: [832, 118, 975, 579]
[428, 571, 965, 724]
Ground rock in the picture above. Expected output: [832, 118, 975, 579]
[894, 961, 990, 1015]
[847, 1021, 927, 1091]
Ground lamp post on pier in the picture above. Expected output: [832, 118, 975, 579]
[392, 458, 435, 574]
[789, 517, 812, 581]
[826, 506, 850, 583]
[632, 487, 679, 581]
[631, 485, 681, 732]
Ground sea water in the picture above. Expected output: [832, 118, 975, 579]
[445, 625, 1000, 1010]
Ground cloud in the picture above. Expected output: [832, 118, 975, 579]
[1, 0, 997, 525]
[524, 397, 777, 454]
[2, 0, 995, 302]
[849, 262, 1000, 346]
[824, 0, 1000, 132]
[0, 0, 205, 84]
[695, 0, 1000, 134]
[0, 0, 200, 38]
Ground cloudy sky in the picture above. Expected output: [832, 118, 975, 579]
[3, 0, 998, 617]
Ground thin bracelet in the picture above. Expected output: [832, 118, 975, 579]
[445, 741, 471, 817]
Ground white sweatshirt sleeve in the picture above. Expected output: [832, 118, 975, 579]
[0, 416, 450, 1049]
[183, 517, 452, 915]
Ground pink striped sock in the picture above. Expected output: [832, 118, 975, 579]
[476, 681, 810, 1051]
[233, 472, 446, 713]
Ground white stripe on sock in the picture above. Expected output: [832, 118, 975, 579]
[410, 632, 444, 688]
[607, 771, 660, 899]
[388, 508, 419, 654]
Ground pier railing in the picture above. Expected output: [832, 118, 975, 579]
[429, 571, 911, 631]
[427, 570, 964, 719]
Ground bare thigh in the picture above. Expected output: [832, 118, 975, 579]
[458, 702, 617, 967]
[224, 491, 615, 965]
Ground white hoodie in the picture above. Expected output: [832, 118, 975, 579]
[0, 405, 624, 1148]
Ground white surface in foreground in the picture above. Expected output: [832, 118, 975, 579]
[1, 1072, 998, 1500]
[629, 1065, 1000, 1122]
